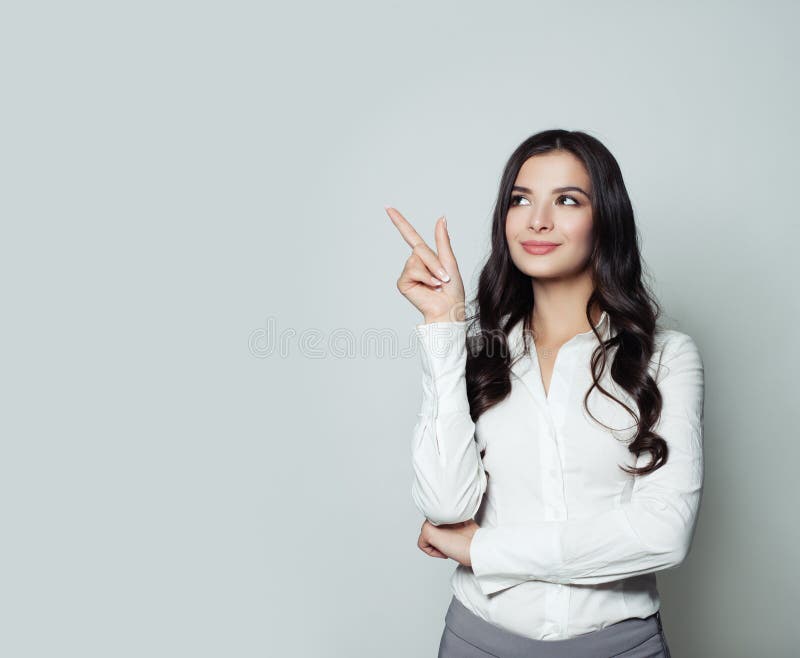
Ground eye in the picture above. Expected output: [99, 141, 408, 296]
[511, 194, 581, 207]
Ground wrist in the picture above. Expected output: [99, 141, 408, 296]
[423, 310, 466, 324]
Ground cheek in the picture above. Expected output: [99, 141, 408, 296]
[562, 212, 593, 245]
[505, 212, 524, 240]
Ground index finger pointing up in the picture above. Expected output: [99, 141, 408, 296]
[384, 206, 427, 250]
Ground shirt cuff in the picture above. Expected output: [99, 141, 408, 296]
[414, 321, 468, 377]
[415, 321, 470, 417]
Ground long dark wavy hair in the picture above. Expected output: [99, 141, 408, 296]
[464, 129, 668, 477]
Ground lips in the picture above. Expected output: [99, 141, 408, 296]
[520, 241, 560, 255]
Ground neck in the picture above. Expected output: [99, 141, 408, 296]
[529, 276, 600, 344]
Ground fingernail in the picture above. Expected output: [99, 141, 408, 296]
[438, 269, 450, 282]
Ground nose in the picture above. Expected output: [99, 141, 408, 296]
[527, 204, 554, 231]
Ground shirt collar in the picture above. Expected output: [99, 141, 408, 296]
[507, 310, 612, 359]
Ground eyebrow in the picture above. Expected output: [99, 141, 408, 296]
[512, 185, 592, 200]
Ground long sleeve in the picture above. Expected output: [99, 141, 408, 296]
[469, 333, 705, 595]
[411, 320, 487, 526]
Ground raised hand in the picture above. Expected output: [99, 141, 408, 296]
[385, 206, 466, 324]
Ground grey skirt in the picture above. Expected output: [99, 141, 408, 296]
[438, 595, 672, 658]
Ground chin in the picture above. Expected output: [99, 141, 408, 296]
[513, 259, 566, 278]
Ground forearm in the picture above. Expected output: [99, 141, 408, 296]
[411, 320, 486, 525]
[469, 492, 701, 594]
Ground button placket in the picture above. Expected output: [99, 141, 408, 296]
[547, 346, 581, 520]
[555, 581, 570, 637]
[545, 340, 589, 638]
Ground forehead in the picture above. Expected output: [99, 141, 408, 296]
[514, 151, 590, 189]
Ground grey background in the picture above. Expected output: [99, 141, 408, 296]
[2, 1, 798, 656]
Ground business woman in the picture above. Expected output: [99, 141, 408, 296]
[386, 129, 704, 657]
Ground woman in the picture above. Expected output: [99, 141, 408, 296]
[386, 129, 704, 657]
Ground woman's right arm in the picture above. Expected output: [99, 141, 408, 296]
[411, 319, 487, 525]
[384, 205, 485, 525]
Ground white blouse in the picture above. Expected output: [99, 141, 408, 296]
[411, 311, 705, 641]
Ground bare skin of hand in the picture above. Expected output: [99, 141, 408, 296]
[385, 206, 466, 324]
[417, 519, 480, 567]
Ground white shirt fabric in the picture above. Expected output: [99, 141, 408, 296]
[411, 311, 705, 641]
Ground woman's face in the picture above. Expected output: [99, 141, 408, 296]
[505, 151, 594, 281]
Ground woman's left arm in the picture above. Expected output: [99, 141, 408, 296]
[433, 333, 705, 596]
